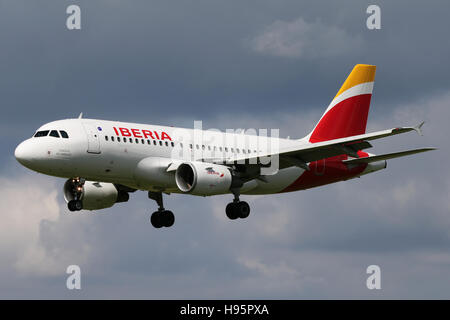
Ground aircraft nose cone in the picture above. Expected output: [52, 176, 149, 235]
[15, 141, 32, 165]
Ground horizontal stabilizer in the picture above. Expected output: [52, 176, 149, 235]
[343, 148, 436, 165]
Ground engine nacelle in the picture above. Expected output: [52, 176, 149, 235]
[63, 180, 129, 211]
[175, 162, 232, 196]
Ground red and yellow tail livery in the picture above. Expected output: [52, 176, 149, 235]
[309, 64, 376, 143]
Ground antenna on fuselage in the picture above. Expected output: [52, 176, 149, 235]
[78, 112, 83, 119]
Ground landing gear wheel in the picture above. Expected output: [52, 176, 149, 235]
[68, 201, 76, 212]
[237, 201, 250, 219]
[150, 211, 163, 228]
[163, 210, 175, 227]
[68, 200, 82, 212]
[150, 210, 175, 228]
[226, 201, 251, 220]
[74, 200, 83, 211]
[226, 203, 239, 220]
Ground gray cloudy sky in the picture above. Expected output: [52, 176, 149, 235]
[1, 0, 449, 299]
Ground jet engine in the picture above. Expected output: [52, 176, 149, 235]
[63, 179, 129, 211]
[175, 161, 232, 196]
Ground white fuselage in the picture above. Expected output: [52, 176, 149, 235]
[15, 118, 315, 195]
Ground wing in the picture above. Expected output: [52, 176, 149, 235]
[210, 123, 433, 171]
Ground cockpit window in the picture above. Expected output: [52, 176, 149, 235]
[49, 130, 60, 138]
[34, 130, 49, 137]
[34, 130, 68, 138]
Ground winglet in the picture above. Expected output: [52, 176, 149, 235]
[78, 112, 83, 119]
[413, 121, 425, 136]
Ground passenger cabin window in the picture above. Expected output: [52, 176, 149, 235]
[165, 141, 169, 147]
[118, 137, 121, 142]
[153, 140, 157, 145]
[105, 136, 109, 141]
[111, 136, 115, 142]
[49, 130, 60, 138]
[60, 131, 69, 138]
[34, 130, 49, 137]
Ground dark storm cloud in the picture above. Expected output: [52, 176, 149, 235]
[2, 0, 450, 135]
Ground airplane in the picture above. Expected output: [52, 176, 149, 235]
[14, 64, 435, 228]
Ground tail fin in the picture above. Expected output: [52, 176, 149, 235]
[308, 64, 376, 143]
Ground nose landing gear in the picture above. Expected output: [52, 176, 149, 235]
[68, 199, 83, 211]
[148, 191, 175, 228]
[67, 178, 84, 212]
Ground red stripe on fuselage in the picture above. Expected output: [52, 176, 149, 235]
[280, 151, 369, 193]
[310, 94, 372, 143]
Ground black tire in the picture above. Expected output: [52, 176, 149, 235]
[226, 202, 239, 220]
[237, 201, 250, 219]
[74, 200, 83, 211]
[150, 211, 163, 228]
[164, 210, 175, 227]
[68, 200, 76, 212]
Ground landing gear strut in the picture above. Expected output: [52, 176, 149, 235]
[148, 191, 175, 228]
[68, 178, 84, 212]
[226, 188, 250, 220]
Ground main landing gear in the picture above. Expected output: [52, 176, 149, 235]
[68, 178, 84, 212]
[148, 191, 175, 228]
[225, 188, 250, 220]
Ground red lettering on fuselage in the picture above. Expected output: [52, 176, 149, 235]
[141, 130, 154, 139]
[112, 126, 171, 141]
[119, 128, 131, 137]
[131, 129, 142, 138]
[161, 132, 172, 141]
